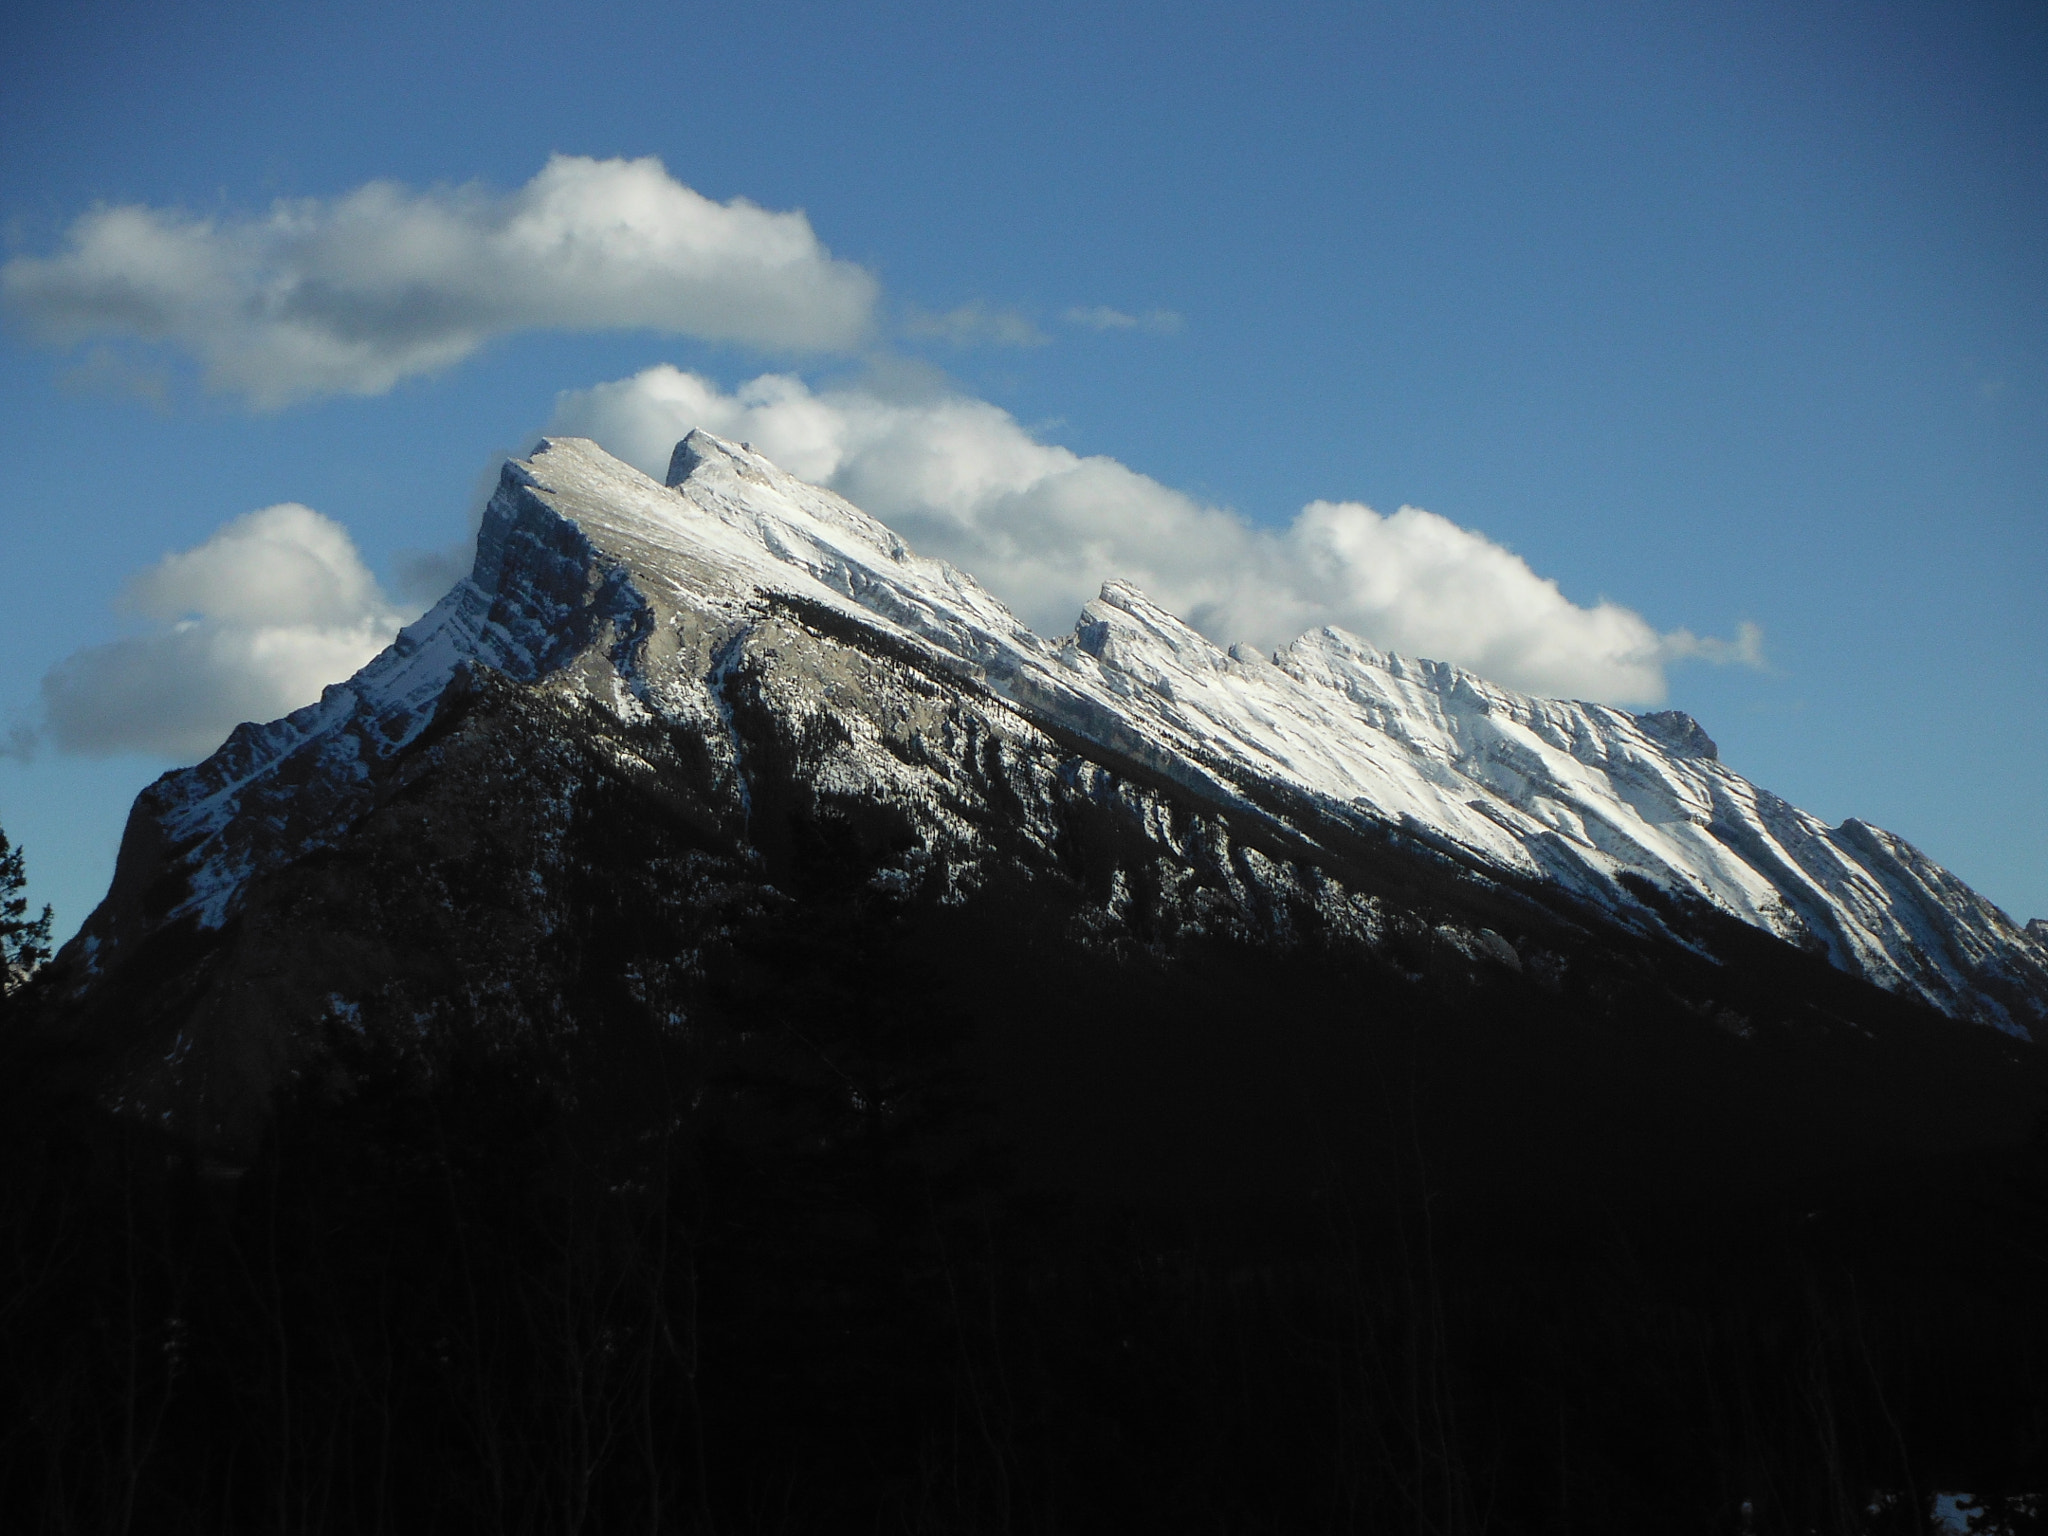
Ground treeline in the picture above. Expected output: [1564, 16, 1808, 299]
[1, 983, 2044, 1535]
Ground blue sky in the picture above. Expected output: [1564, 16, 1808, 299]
[2, 0, 2043, 939]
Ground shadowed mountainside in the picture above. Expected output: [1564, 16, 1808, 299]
[4, 434, 2044, 1532]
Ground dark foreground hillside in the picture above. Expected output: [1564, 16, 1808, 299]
[2, 679, 2045, 1532]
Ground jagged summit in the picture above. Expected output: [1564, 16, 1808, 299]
[51, 433, 2048, 1052]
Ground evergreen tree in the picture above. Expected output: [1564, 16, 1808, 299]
[0, 823, 52, 996]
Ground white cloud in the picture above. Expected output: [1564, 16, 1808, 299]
[41, 504, 405, 759]
[2, 155, 877, 408]
[555, 366, 1762, 703]
[1063, 305, 1184, 335]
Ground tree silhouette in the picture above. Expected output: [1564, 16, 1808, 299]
[0, 822, 53, 996]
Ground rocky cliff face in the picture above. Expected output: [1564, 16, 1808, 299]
[32, 432, 2047, 1149]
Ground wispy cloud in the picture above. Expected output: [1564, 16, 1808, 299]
[1, 156, 878, 407]
[896, 302, 1184, 348]
[554, 366, 1763, 704]
[1663, 621, 1766, 669]
[1063, 305, 1184, 335]
[38, 504, 406, 758]
[901, 301, 1049, 348]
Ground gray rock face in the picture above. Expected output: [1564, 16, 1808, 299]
[1634, 710, 1718, 761]
[35, 433, 2048, 1143]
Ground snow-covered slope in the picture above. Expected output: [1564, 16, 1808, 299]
[69, 432, 2048, 1037]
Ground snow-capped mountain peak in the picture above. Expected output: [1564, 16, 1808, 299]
[60, 432, 2048, 1040]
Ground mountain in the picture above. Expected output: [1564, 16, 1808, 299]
[10, 432, 2047, 1532]
[37, 431, 2047, 1135]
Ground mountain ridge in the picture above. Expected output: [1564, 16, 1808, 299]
[49, 429, 2047, 1050]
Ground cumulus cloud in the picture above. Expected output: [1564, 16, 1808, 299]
[554, 366, 1762, 703]
[40, 504, 405, 759]
[1063, 305, 1184, 335]
[2, 156, 877, 407]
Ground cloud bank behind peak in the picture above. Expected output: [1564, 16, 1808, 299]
[554, 365, 1759, 704]
[20, 366, 1766, 767]
[42, 504, 405, 759]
